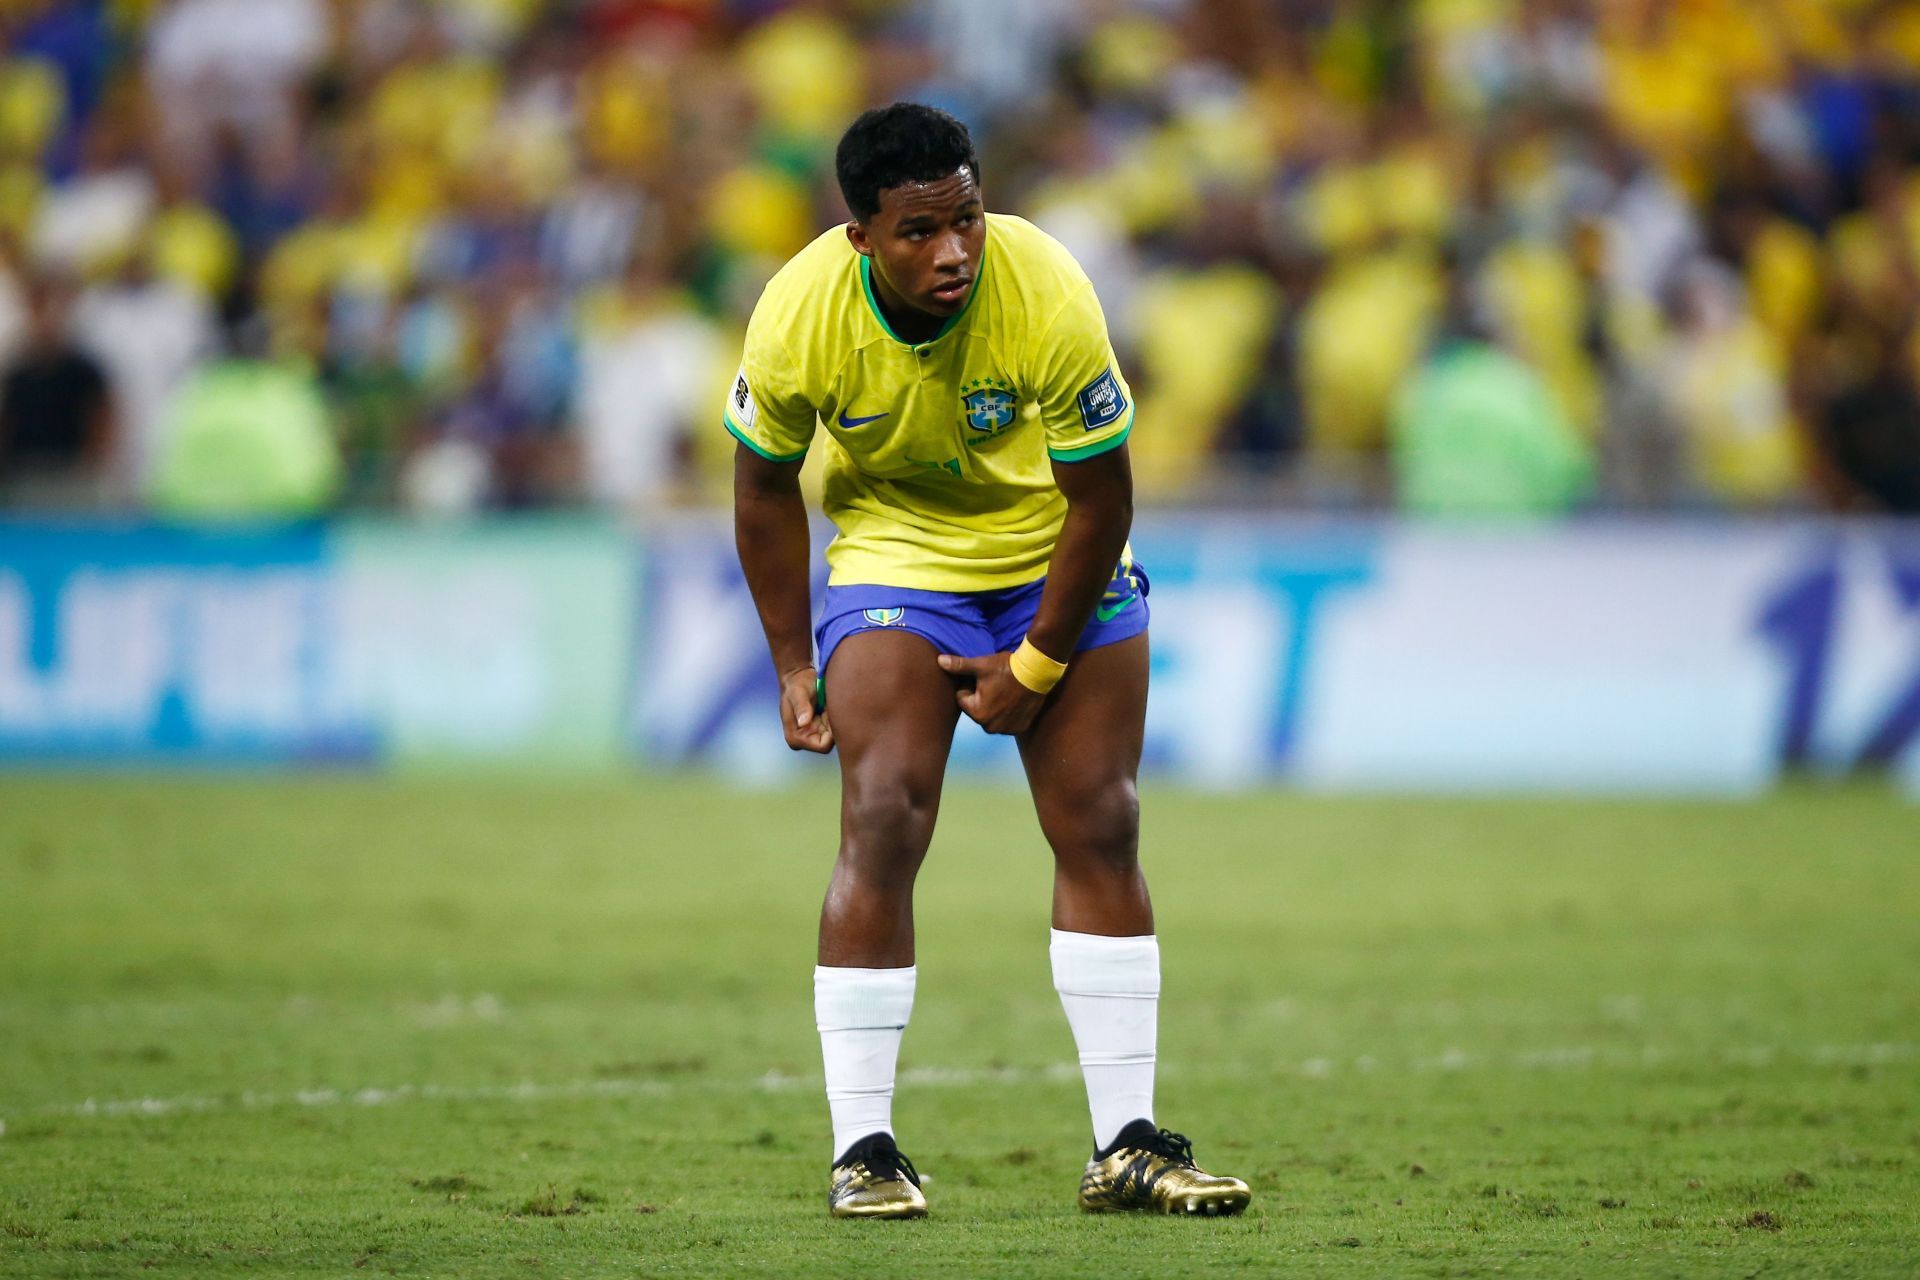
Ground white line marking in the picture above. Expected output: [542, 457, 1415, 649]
[5, 1043, 1913, 1128]
[9, 1065, 1078, 1123]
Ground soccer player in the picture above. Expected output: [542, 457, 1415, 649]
[727, 103, 1251, 1220]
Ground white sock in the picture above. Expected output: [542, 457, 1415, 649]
[814, 965, 916, 1161]
[1050, 929, 1159, 1151]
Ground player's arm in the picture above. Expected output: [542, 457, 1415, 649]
[1028, 443, 1133, 658]
[725, 319, 828, 753]
[939, 444, 1131, 736]
[734, 444, 832, 753]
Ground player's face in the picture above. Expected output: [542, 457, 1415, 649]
[854, 167, 985, 319]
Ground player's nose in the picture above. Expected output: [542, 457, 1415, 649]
[930, 230, 970, 271]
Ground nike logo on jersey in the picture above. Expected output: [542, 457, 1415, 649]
[837, 409, 890, 428]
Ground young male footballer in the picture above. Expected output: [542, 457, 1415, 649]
[727, 103, 1251, 1221]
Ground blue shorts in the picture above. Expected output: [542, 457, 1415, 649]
[816, 560, 1150, 678]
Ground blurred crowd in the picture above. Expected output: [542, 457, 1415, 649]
[0, 0, 1917, 520]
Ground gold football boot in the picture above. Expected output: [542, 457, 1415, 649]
[828, 1132, 928, 1219]
[1078, 1121, 1252, 1216]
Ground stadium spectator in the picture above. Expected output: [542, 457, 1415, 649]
[0, 272, 113, 507]
[145, 0, 328, 195]
[1655, 259, 1803, 506]
[0, 0, 1913, 516]
[1390, 274, 1593, 519]
[319, 298, 421, 509]
[148, 294, 339, 519]
[407, 279, 575, 510]
[29, 94, 154, 273]
[573, 250, 723, 511]
[74, 250, 217, 498]
[2, 0, 111, 177]
[1815, 324, 1920, 514]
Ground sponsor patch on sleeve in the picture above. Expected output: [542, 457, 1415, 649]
[729, 366, 758, 430]
[1075, 368, 1127, 432]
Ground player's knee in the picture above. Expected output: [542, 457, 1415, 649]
[1052, 778, 1139, 872]
[840, 779, 939, 879]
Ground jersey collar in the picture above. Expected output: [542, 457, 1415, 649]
[858, 233, 989, 349]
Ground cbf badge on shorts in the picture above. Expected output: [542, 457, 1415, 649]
[862, 607, 905, 627]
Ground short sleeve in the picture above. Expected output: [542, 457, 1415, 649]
[1033, 283, 1134, 463]
[723, 307, 816, 463]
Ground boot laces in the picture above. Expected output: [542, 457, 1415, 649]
[849, 1137, 920, 1187]
[1137, 1128, 1197, 1168]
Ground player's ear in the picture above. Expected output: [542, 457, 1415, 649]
[845, 222, 872, 257]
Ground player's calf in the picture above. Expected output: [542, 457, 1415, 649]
[819, 768, 942, 951]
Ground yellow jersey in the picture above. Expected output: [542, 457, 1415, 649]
[723, 213, 1135, 591]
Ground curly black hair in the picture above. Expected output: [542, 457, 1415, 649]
[835, 103, 980, 222]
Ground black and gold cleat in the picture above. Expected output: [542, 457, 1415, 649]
[828, 1132, 928, 1219]
[1077, 1120, 1252, 1216]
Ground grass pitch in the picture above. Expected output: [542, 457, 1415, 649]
[1, 776, 1916, 1278]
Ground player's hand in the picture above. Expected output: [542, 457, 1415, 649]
[938, 651, 1047, 736]
[779, 665, 834, 753]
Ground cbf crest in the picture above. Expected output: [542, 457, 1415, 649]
[960, 376, 1020, 440]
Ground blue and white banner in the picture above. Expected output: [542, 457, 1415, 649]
[0, 520, 631, 765]
[634, 517, 1920, 795]
[4, 516, 1915, 790]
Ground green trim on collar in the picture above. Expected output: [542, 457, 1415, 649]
[857, 239, 986, 348]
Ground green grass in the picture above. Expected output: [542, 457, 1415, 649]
[1, 777, 1917, 1277]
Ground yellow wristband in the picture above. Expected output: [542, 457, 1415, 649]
[1008, 637, 1069, 695]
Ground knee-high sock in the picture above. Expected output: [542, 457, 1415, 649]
[1051, 929, 1159, 1151]
[814, 965, 916, 1161]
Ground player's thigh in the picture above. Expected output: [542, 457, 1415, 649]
[824, 628, 962, 819]
[1017, 632, 1148, 843]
